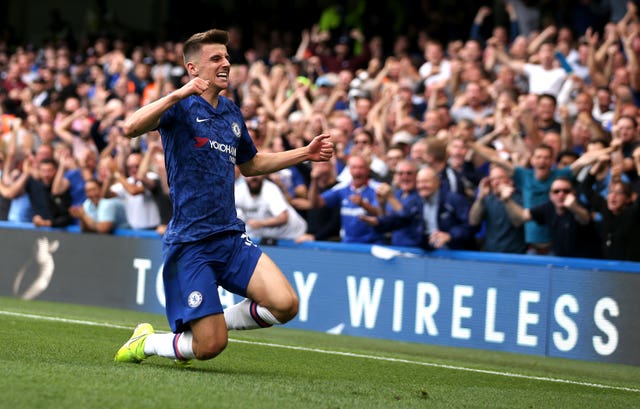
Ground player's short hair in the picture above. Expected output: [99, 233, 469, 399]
[183, 29, 229, 65]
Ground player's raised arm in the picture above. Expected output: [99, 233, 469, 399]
[239, 133, 334, 176]
[122, 77, 210, 139]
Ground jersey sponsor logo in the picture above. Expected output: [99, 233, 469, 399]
[194, 137, 209, 148]
[193, 137, 237, 157]
[196, 117, 210, 122]
[187, 291, 203, 308]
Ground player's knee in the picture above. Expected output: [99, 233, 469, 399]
[279, 292, 299, 323]
[267, 292, 298, 324]
[194, 337, 228, 360]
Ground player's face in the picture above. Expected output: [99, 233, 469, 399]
[194, 44, 230, 89]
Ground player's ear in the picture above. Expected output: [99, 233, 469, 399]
[186, 61, 198, 77]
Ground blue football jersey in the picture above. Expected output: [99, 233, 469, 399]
[321, 182, 385, 244]
[158, 95, 257, 243]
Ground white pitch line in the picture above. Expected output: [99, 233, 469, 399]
[1, 309, 638, 394]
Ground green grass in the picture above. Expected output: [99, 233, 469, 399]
[0, 297, 638, 409]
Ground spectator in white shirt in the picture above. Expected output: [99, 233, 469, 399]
[489, 39, 568, 97]
[110, 151, 161, 230]
[418, 39, 452, 90]
[235, 174, 308, 241]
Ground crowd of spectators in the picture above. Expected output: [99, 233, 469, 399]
[1, 2, 640, 261]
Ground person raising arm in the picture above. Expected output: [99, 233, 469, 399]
[115, 28, 333, 367]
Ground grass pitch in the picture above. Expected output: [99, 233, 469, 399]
[0, 297, 638, 409]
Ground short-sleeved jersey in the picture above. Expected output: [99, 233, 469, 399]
[158, 95, 257, 244]
[321, 182, 384, 244]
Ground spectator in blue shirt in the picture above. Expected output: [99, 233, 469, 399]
[291, 160, 341, 243]
[359, 159, 423, 247]
[69, 178, 129, 233]
[469, 164, 527, 253]
[469, 141, 614, 253]
[309, 154, 384, 244]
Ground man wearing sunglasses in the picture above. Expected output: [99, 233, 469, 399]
[498, 175, 601, 258]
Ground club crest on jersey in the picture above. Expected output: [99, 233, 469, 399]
[187, 291, 203, 308]
[232, 122, 241, 138]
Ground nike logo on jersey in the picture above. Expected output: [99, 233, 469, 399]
[196, 117, 211, 122]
